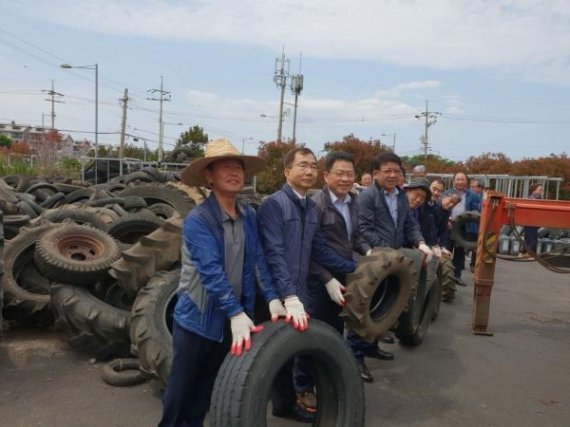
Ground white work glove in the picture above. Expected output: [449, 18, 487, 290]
[325, 278, 347, 307]
[418, 242, 433, 262]
[230, 312, 263, 356]
[365, 249, 372, 256]
[284, 296, 309, 331]
[269, 299, 287, 322]
[442, 247, 452, 257]
[432, 245, 442, 258]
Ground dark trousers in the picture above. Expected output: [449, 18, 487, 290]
[523, 227, 539, 253]
[159, 321, 230, 427]
[447, 240, 465, 278]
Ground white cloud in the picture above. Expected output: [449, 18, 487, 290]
[19, 0, 570, 83]
[375, 80, 441, 98]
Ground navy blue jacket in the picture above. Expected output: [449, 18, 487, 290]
[174, 194, 280, 342]
[418, 201, 451, 247]
[257, 184, 357, 303]
[358, 182, 423, 249]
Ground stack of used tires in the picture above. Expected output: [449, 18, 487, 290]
[0, 168, 217, 386]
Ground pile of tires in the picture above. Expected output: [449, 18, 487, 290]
[0, 170, 217, 386]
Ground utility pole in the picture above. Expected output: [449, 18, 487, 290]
[290, 53, 304, 143]
[415, 100, 441, 158]
[147, 76, 171, 161]
[119, 88, 129, 175]
[42, 80, 64, 129]
[273, 48, 290, 142]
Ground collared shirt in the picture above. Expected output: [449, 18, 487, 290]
[383, 187, 399, 225]
[451, 189, 466, 219]
[222, 209, 244, 299]
[329, 190, 352, 239]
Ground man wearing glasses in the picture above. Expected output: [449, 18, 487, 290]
[357, 152, 433, 357]
[257, 147, 357, 422]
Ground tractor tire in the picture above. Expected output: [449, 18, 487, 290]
[451, 211, 481, 251]
[106, 212, 164, 244]
[147, 202, 177, 220]
[342, 248, 417, 342]
[119, 183, 196, 217]
[40, 208, 108, 230]
[130, 268, 179, 384]
[210, 320, 365, 427]
[109, 215, 183, 297]
[439, 254, 456, 302]
[34, 224, 121, 286]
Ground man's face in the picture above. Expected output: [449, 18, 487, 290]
[470, 180, 482, 194]
[375, 161, 402, 191]
[454, 173, 468, 191]
[406, 188, 427, 209]
[324, 160, 355, 198]
[205, 158, 244, 194]
[360, 174, 372, 187]
[441, 196, 459, 211]
[284, 152, 318, 193]
[430, 181, 443, 202]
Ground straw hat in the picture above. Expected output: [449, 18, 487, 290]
[180, 138, 265, 186]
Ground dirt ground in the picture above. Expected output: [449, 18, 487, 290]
[1, 259, 569, 427]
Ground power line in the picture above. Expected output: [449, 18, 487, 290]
[147, 76, 171, 161]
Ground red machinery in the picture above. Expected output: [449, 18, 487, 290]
[472, 191, 570, 335]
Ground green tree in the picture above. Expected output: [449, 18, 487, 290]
[256, 139, 300, 194]
[0, 134, 12, 148]
[175, 125, 209, 158]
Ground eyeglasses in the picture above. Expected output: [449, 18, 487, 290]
[329, 170, 355, 179]
[291, 162, 318, 171]
[379, 169, 402, 175]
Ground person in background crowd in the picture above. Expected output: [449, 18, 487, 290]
[520, 183, 544, 256]
[300, 151, 376, 385]
[357, 152, 433, 360]
[159, 138, 284, 427]
[360, 172, 373, 187]
[467, 178, 485, 271]
[257, 147, 357, 422]
[412, 164, 427, 179]
[444, 172, 481, 287]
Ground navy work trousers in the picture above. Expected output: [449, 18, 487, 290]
[158, 321, 230, 427]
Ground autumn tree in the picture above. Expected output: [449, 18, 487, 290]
[401, 154, 458, 175]
[256, 139, 300, 194]
[322, 134, 391, 178]
[464, 152, 513, 174]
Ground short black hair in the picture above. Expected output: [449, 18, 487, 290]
[430, 178, 444, 186]
[452, 171, 470, 185]
[283, 147, 316, 168]
[373, 152, 403, 170]
[324, 151, 354, 171]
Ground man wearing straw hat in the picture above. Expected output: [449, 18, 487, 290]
[159, 138, 285, 427]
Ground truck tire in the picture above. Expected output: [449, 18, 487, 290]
[451, 211, 480, 251]
[396, 254, 440, 346]
[106, 212, 164, 244]
[34, 223, 121, 286]
[343, 248, 417, 342]
[101, 358, 150, 387]
[41, 208, 108, 230]
[210, 320, 365, 427]
[119, 183, 196, 217]
[130, 268, 179, 384]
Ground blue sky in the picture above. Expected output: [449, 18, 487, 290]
[1, 0, 569, 161]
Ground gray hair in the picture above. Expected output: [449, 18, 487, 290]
[413, 164, 426, 174]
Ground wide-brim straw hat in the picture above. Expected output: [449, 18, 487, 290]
[180, 138, 266, 186]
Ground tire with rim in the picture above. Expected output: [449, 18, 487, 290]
[130, 268, 179, 384]
[107, 212, 164, 244]
[396, 253, 440, 346]
[50, 283, 131, 359]
[342, 247, 417, 342]
[210, 320, 365, 427]
[34, 223, 121, 286]
[451, 211, 480, 251]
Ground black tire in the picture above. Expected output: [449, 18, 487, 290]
[107, 212, 164, 244]
[86, 197, 125, 208]
[130, 268, 179, 384]
[16, 200, 38, 218]
[101, 358, 150, 387]
[25, 182, 58, 198]
[147, 202, 176, 219]
[119, 183, 196, 217]
[210, 320, 365, 427]
[431, 259, 443, 321]
[50, 283, 131, 358]
[343, 248, 417, 342]
[53, 183, 88, 194]
[396, 253, 440, 346]
[124, 171, 155, 185]
[39, 192, 66, 208]
[141, 166, 166, 182]
[41, 208, 108, 231]
[64, 187, 96, 204]
[439, 255, 456, 302]
[122, 196, 148, 210]
[34, 224, 121, 286]
[1, 223, 58, 326]
[2, 175, 31, 192]
[451, 211, 481, 251]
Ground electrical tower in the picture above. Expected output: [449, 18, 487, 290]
[274, 48, 290, 142]
[415, 101, 441, 158]
[119, 88, 129, 174]
[290, 53, 304, 143]
[42, 80, 64, 129]
[147, 76, 171, 161]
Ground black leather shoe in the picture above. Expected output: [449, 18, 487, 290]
[364, 347, 394, 361]
[359, 362, 374, 383]
[272, 403, 316, 423]
[455, 277, 468, 287]
[380, 335, 395, 344]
